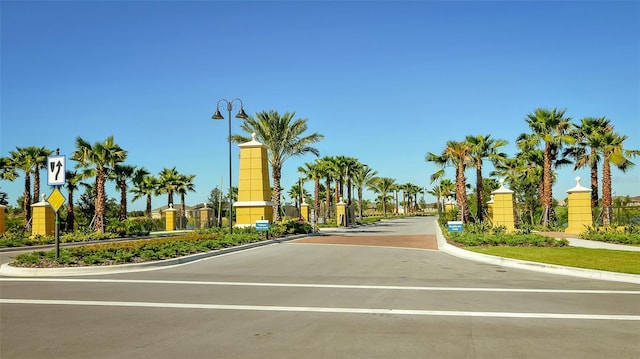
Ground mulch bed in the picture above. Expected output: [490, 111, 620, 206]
[292, 234, 438, 250]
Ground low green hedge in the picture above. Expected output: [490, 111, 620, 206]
[12, 231, 263, 268]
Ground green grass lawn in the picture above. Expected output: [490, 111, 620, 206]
[466, 246, 640, 275]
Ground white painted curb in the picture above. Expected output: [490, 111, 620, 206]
[435, 223, 640, 285]
[0, 233, 311, 278]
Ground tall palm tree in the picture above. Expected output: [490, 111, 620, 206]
[351, 164, 378, 219]
[109, 164, 138, 221]
[8, 147, 36, 228]
[426, 140, 474, 223]
[466, 134, 508, 222]
[231, 110, 324, 222]
[71, 136, 127, 233]
[63, 170, 84, 231]
[316, 156, 337, 220]
[599, 131, 638, 226]
[370, 177, 396, 217]
[564, 117, 612, 209]
[29, 146, 53, 203]
[298, 161, 323, 226]
[523, 107, 574, 227]
[176, 173, 196, 228]
[158, 167, 181, 207]
[427, 179, 454, 216]
[131, 174, 159, 218]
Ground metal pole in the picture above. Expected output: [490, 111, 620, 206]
[227, 103, 233, 234]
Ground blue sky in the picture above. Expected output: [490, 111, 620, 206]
[1, 0, 639, 211]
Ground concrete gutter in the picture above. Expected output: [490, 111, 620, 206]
[435, 224, 640, 285]
[0, 233, 312, 278]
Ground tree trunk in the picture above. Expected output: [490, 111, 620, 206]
[272, 167, 282, 222]
[590, 157, 599, 209]
[314, 179, 320, 227]
[23, 174, 31, 229]
[66, 190, 75, 232]
[476, 163, 484, 222]
[542, 143, 553, 227]
[146, 195, 152, 218]
[33, 169, 41, 204]
[325, 178, 332, 220]
[119, 187, 127, 221]
[95, 168, 106, 233]
[602, 160, 612, 226]
[456, 163, 471, 223]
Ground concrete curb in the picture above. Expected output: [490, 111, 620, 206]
[434, 224, 640, 285]
[0, 233, 313, 278]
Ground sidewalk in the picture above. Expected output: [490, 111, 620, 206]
[537, 231, 640, 252]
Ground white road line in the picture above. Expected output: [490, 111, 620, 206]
[1, 298, 638, 321]
[1, 278, 639, 294]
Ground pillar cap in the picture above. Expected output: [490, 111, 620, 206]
[492, 178, 514, 194]
[238, 133, 267, 148]
[567, 176, 591, 193]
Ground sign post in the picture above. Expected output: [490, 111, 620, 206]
[256, 219, 270, 240]
[47, 152, 66, 259]
[447, 221, 464, 233]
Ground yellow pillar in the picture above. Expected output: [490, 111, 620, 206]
[32, 195, 55, 236]
[164, 204, 177, 231]
[487, 195, 494, 223]
[491, 179, 515, 232]
[301, 198, 310, 222]
[336, 197, 346, 226]
[445, 196, 455, 213]
[566, 177, 592, 235]
[200, 203, 212, 229]
[234, 133, 274, 227]
[0, 204, 6, 235]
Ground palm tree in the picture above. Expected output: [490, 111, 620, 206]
[599, 131, 638, 226]
[523, 107, 574, 227]
[466, 134, 508, 222]
[158, 167, 181, 207]
[63, 170, 84, 231]
[351, 164, 378, 219]
[299, 162, 322, 226]
[8, 147, 36, 228]
[175, 173, 196, 229]
[370, 177, 396, 217]
[316, 156, 336, 220]
[231, 110, 324, 222]
[426, 140, 474, 223]
[564, 117, 612, 209]
[29, 146, 53, 203]
[71, 136, 127, 233]
[131, 174, 159, 218]
[109, 164, 138, 221]
[427, 179, 454, 216]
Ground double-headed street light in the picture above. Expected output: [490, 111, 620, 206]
[212, 98, 249, 234]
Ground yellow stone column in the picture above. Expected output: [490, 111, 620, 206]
[164, 204, 177, 231]
[336, 197, 346, 226]
[301, 198, 310, 222]
[565, 177, 592, 235]
[234, 133, 274, 227]
[0, 204, 6, 235]
[200, 203, 212, 229]
[32, 195, 55, 236]
[445, 196, 455, 213]
[491, 179, 515, 232]
[487, 195, 494, 223]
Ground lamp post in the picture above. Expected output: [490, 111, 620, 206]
[212, 98, 249, 234]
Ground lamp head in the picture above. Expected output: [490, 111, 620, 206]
[235, 107, 249, 119]
[211, 109, 224, 120]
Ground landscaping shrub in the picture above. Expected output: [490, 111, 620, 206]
[579, 225, 640, 245]
[12, 231, 263, 268]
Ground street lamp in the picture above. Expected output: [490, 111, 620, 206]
[212, 98, 249, 234]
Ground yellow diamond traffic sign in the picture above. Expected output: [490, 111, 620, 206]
[47, 188, 66, 212]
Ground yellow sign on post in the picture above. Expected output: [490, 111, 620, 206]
[47, 188, 66, 212]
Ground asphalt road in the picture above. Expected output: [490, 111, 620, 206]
[1, 217, 639, 359]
